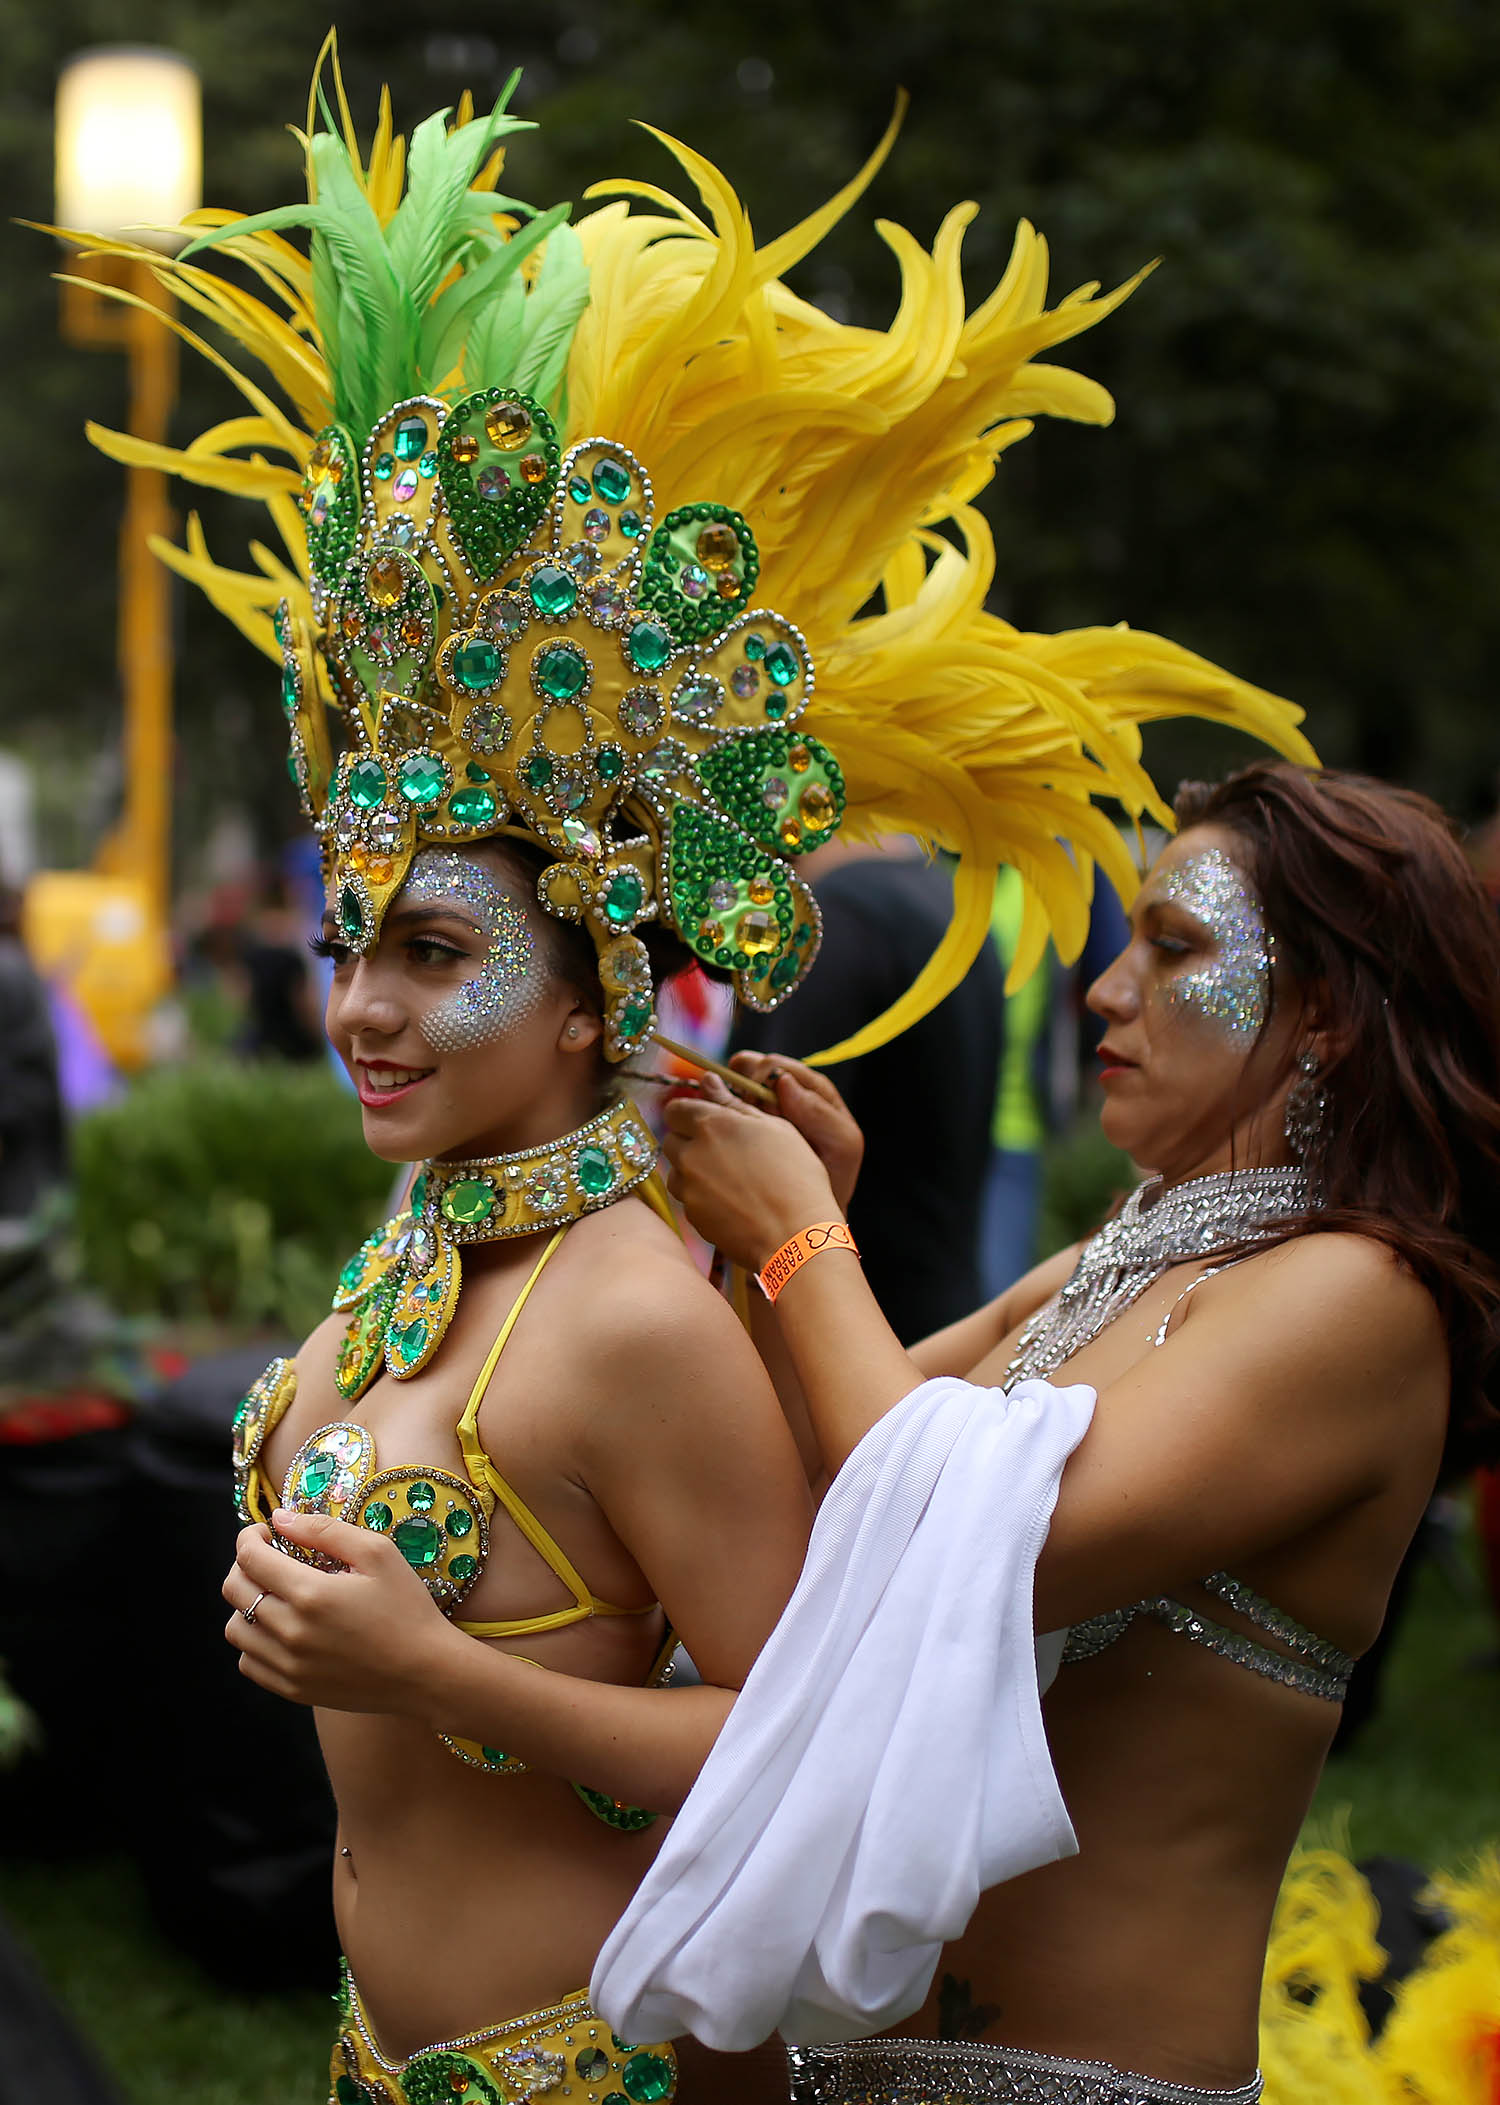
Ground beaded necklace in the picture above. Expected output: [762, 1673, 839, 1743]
[331, 1096, 658, 1400]
[1006, 1165, 1312, 1385]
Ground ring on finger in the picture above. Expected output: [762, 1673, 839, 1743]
[242, 1590, 269, 1626]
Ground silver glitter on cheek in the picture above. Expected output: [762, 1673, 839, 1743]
[1156, 846, 1270, 1039]
[399, 849, 543, 1054]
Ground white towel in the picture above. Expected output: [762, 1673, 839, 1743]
[591, 1373, 1096, 2050]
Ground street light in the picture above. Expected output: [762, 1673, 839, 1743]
[56, 48, 201, 247]
[34, 47, 201, 1061]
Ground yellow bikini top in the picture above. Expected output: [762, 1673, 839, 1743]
[233, 1228, 657, 1638]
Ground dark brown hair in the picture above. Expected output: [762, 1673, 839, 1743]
[1175, 763, 1500, 1468]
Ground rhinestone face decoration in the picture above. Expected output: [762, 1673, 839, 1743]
[1153, 846, 1271, 1040]
[399, 850, 543, 1054]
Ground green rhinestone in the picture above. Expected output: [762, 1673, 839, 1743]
[302, 1450, 337, 1499]
[337, 2078, 364, 2104]
[393, 415, 427, 461]
[481, 1746, 509, 1766]
[743, 632, 766, 661]
[286, 751, 301, 787]
[280, 662, 299, 715]
[347, 757, 387, 808]
[765, 696, 787, 719]
[393, 1515, 442, 1570]
[363, 1500, 393, 1533]
[569, 476, 591, 504]
[619, 510, 643, 539]
[390, 1318, 429, 1364]
[523, 753, 554, 790]
[338, 885, 365, 941]
[373, 452, 395, 480]
[466, 761, 492, 782]
[407, 1480, 436, 1511]
[593, 457, 632, 505]
[449, 1553, 478, 1584]
[602, 871, 644, 926]
[529, 563, 578, 619]
[620, 995, 652, 1039]
[449, 786, 498, 827]
[409, 1172, 429, 1212]
[445, 1507, 473, 1538]
[597, 746, 624, 782]
[418, 450, 438, 478]
[626, 621, 673, 674]
[771, 954, 800, 989]
[337, 1254, 365, 1295]
[398, 753, 446, 804]
[764, 642, 800, 686]
[622, 2052, 675, 2102]
[535, 642, 589, 700]
[576, 1145, 616, 1197]
[442, 1177, 496, 1225]
[451, 638, 502, 691]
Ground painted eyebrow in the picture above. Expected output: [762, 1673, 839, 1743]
[318, 906, 481, 933]
[387, 903, 487, 930]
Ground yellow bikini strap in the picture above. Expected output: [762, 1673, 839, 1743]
[457, 1227, 569, 1466]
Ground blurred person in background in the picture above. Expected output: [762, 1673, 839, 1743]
[980, 866, 1133, 1296]
[238, 870, 325, 1062]
[0, 885, 66, 1225]
[733, 838, 1002, 1345]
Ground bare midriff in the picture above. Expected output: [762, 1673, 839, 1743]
[323, 1614, 665, 2060]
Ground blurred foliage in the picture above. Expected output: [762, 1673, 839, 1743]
[71, 1059, 392, 1335]
[1039, 1114, 1137, 1258]
[3, 0, 1500, 884]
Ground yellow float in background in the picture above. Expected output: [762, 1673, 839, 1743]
[22, 869, 171, 1070]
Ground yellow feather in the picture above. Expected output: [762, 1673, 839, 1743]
[86, 422, 300, 498]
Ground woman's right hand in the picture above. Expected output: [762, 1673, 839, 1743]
[729, 1053, 864, 1211]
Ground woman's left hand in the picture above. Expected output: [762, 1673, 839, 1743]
[223, 1509, 463, 1715]
[661, 1076, 842, 1271]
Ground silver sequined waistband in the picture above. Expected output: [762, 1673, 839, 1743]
[786, 2038, 1263, 2105]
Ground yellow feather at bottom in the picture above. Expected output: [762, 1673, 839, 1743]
[1258, 1849, 1500, 2105]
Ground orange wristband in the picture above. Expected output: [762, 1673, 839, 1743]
[756, 1221, 859, 1303]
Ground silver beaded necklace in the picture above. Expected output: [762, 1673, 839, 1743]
[1005, 1165, 1312, 1385]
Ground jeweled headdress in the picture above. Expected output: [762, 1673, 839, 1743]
[66, 40, 1313, 1064]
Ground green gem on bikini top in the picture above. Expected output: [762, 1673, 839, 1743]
[331, 1098, 658, 1401]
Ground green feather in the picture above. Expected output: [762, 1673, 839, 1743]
[386, 74, 535, 313]
[513, 221, 592, 408]
[462, 271, 527, 395]
[420, 202, 570, 394]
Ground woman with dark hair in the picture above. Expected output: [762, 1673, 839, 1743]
[648, 763, 1500, 2105]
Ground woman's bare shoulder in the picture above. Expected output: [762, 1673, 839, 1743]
[294, 1309, 346, 1388]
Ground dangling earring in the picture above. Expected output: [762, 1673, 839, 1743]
[1284, 1049, 1328, 1165]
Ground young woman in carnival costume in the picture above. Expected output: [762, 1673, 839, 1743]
[644, 763, 1500, 2105]
[56, 40, 1331, 2104]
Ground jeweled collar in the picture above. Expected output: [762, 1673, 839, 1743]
[1006, 1164, 1312, 1385]
[330, 1097, 658, 1400]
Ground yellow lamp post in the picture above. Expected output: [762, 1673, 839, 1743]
[33, 49, 202, 1064]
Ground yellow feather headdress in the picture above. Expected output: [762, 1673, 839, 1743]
[63, 37, 1312, 1063]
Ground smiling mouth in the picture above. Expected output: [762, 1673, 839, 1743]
[354, 1061, 435, 1106]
